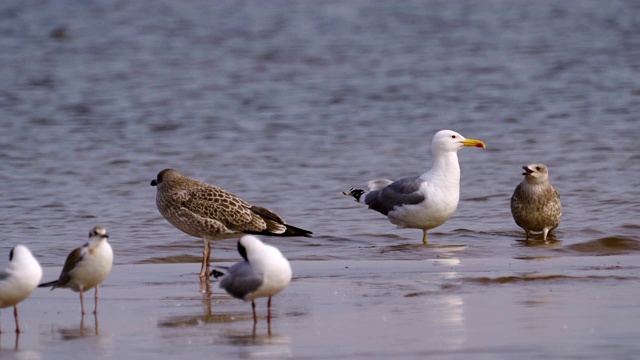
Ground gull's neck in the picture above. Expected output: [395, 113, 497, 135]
[422, 151, 461, 186]
[88, 237, 107, 249]
[522, 179, 550, 194]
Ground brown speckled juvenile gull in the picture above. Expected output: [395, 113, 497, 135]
[510, 164, 562, 241]
[150, 169, 312, 277]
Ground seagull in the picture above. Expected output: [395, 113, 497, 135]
[0, 245, 42, 333]
[342, 130, 485, 244]
[213, 235, 292, 325]
[510, 164, 562, 241]
[150, 169, 312, 277]
[39, 226, 113, 315]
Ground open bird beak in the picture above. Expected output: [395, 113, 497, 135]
[461, 138, 486, 148]
[522, 166, 534, 176]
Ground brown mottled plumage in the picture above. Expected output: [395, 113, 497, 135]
[150, 169, 312, 277]
[510, 164, 562, 241]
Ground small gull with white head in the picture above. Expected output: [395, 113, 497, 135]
[39, 226, 114, 315]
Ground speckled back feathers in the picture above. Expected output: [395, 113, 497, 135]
[152, 169, 311, 240]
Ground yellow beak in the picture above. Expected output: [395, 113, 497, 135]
[461, 138, 486, 148]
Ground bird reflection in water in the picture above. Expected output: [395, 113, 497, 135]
[57, 313, 99, 340]
[0, 333, 21, 351]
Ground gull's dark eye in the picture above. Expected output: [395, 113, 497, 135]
[451, 135, 456, 138]
[536, 166, 541, 171]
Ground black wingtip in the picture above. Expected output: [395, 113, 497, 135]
[343, 188, 365, 202]
[38, 280, 57, 289]
[247, 205, 313, 237]
[210, 269, 225, 279]
[245, 225, 313, 238]
[284, 224, 313, 237]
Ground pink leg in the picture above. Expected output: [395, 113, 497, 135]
[13, 306, 20, 333]
[199, 239, 211, 277]
[93, 286, 99, 314]
[80, 291, 86, 315]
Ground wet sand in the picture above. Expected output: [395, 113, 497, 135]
[3, 255, 639, 359]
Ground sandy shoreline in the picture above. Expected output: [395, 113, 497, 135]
[2, 256, 639, 359]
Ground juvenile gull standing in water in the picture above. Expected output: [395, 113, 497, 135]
[213, 235, 292, 325]
[0, 245, 42, 333]
[343, 130, 486, 244]
[39, 226, 114, 315]
[511, 164, 562, 241]
[151, 169, 312, 277]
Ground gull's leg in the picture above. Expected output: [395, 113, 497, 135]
[93, 286, 99, 314]
[422, 230, 428, 245]
[543, 228, 550, 242]
[199, 238, 211, 277]
[80, 291, 86, 315]
[13, 306, 20, 333]
[525, 230, 530, 240]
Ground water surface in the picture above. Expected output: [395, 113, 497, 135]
[0, 0, 639, 358]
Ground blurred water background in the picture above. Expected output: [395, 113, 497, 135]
[0, 1, 638, 271]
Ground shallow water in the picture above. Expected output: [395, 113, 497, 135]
[5, 259, 640, 360]
[0, 0, 639, 358]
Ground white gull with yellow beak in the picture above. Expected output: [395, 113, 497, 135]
[343, 130, 486, 244]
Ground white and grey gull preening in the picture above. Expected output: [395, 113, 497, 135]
[343, 130, 486, 244]
[510, 164, 562, 241]
[213, 235, 292, 325]
[0, 245, 42, 333]
[151, 169, 311, 278]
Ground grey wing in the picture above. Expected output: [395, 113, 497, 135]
[364, 175, 426, 215]
[219, 262, 263, 300]
[366, 179, 394, 191]
[0, 269, 9, 281]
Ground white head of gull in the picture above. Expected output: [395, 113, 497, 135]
[38, 226, 114, 316]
